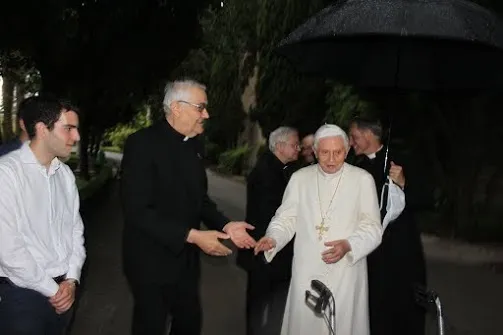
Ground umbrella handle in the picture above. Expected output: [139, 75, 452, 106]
[380, 178, 390, 210]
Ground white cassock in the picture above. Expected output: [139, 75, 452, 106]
[264, 163, 382, 335]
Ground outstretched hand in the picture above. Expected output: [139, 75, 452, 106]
[254, 237, 276, 255]
[223, 221, 256, 249]
[187, 229, 232, 256]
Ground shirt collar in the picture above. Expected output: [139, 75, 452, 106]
[267, 150, 288, 170]
[162, 118, 192, 142]
[366, 145, 384, 160]
[19, 142, 61, 175]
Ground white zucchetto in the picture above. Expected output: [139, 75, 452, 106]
[313, 124, 349, 150]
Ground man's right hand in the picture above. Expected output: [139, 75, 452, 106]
[186, 229, 232, 256]
[49, 280, 76, 314]
[254, 237, 276, 255]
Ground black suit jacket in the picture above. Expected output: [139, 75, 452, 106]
[355, 148, 432, 333]
[237, 150, 295, 280]
[355, 148, 429, 295]
[120, 120, 229, 285]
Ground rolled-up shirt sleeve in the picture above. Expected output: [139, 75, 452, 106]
[0, 167, 59, 297]
[66, 180, 86, 282]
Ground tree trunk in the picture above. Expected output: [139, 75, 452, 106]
[94, 131, 103, 156]
[78, 118, 90, 180]
[15, 83, 26, 134]
[1, 72, 15, 141]
[239, 55, 264, 174]
[88, 127, 96, 158]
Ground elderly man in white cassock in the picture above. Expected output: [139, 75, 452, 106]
[254, 124, 383, 335]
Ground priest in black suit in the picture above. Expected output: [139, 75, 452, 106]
[237, 126, 300, 335]
[348, 117, 429, 335]
[120, 79, 256, 335]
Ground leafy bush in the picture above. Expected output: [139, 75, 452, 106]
[105, 126, 137, 150]
[217, 145, 250, 175]
[104, 107, 152, 150]
[100, 146, 122, 154]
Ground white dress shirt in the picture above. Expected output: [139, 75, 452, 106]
[0, 143, 86, 297]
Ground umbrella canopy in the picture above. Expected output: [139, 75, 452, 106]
[276, 0, 503, 91]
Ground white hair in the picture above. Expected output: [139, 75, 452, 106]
[163, 79, 206, 115]
[313, 124, 349, 151]
[268, 126, 298, 152]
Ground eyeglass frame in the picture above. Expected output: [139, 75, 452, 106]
[280, 141, 301, 151]
[177, 100, 208, 113]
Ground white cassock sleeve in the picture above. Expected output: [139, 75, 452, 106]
[346, 172, 383, 265]
[263, 173, 299, 263]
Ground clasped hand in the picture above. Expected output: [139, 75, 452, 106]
[188, 221, 256, 257]
[322, 239, 351, 264]
[389, 161, 405, 189]
[49, 280, 76, 314]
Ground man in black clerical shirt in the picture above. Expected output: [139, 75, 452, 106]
[237, 126, 300, 335]
[120, 79, 256, 335]
[299, 133, 316, 166]
[349, 117, 430, 335]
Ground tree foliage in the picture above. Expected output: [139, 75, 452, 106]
[172, 1, 258, 160]
[0, 0, 212, 178]
[253, 0, 332, 138]
[104, 106, 152, 150]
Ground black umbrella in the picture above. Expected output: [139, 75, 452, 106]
[276, 0, 503, 175]
[276, 0, 503, 91]
[276, 0, 503, 249]
[275, 3, 503, 331]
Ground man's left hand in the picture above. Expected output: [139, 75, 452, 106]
[49, 280, 76, 314]
[389, 161, 405, 189]
[322, 239, 351, 264]
[223, 221, 256, 249]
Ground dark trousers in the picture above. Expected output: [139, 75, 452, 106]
[0, 281, 72, 335]
[368, 247, 426, 335]
[245, 266, 290, 335]
[128, 278, 202, 335]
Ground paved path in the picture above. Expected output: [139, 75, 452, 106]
[71, 167, 503, 335]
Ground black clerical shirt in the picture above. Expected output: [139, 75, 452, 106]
[120, 119, 229, 284]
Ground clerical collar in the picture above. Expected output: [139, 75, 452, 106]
[268, 150, 287, 170]
[366, 145, 384, 159]
[163, 118, 190, 142]
[317, 163, 345, 179]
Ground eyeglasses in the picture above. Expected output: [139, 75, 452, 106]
[282, 142, 301, 150]
[177, 100, 208, 113]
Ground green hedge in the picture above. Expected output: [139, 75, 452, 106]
[217, 145, 250, 175]
[101, 146, 122, 154]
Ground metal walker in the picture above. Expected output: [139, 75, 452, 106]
[306, 280, 446, 335]
[305, 280, 336, 335]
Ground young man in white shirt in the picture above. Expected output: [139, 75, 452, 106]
[0, 96, 86, 335]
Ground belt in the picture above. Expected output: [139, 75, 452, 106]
[0, 274, 67, 286]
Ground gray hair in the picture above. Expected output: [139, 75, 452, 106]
[163, 79, 206, 115]
[313, 124, 350, 151]
[268, 126, 298, 152]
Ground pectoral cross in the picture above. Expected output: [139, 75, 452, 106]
[315, 219, 329, 241]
